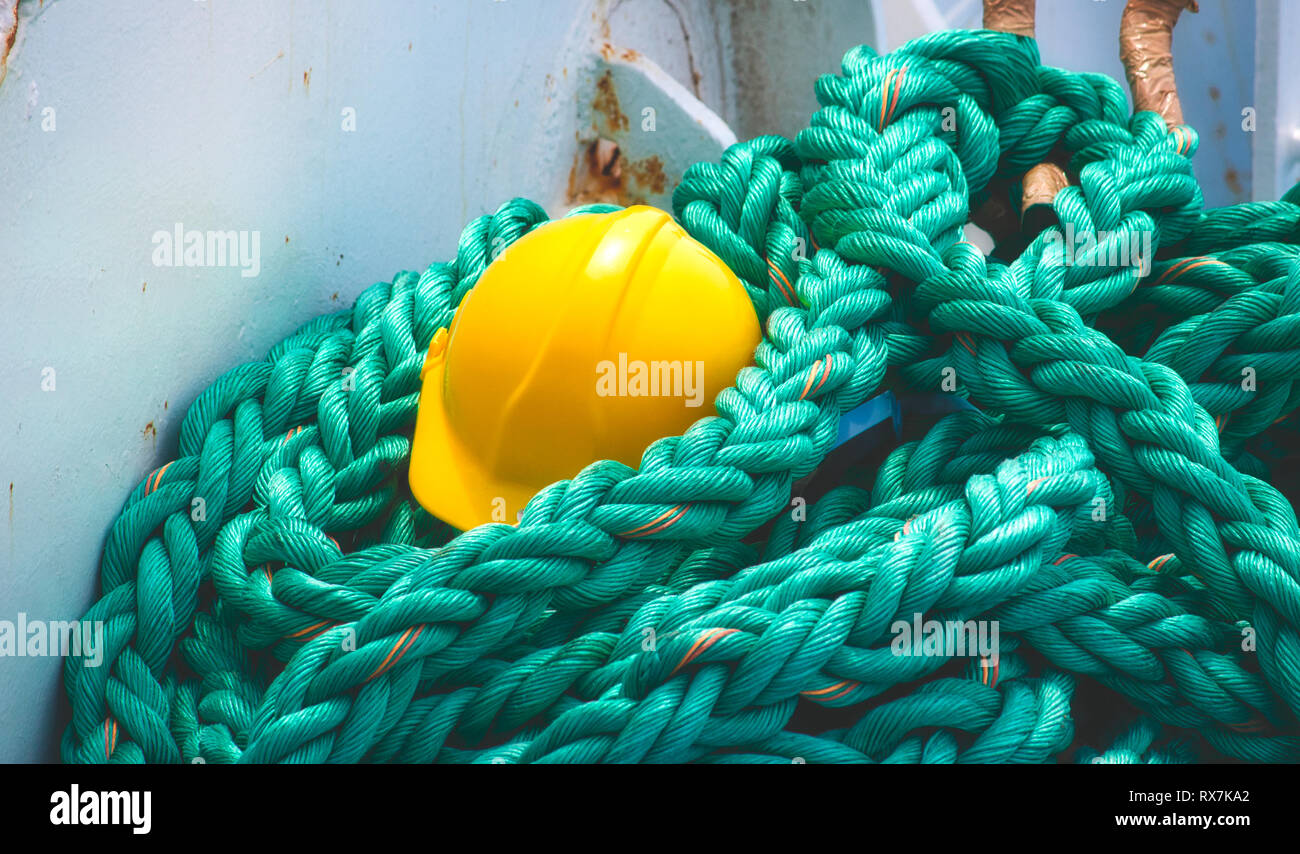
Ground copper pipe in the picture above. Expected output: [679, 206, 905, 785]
[983, 0, 1036, 36]
[979, 1, 1069, 235]
[1120, 0, 1198, 126]
[1021, 161, 1069, 232]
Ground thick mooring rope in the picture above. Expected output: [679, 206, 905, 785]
[62, 29, 1300, 763]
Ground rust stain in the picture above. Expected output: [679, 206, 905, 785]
[567, 66, 669, 205]
[303, 68, 311, 91]
[331, 291, 339, 301]
[142, 282, 147, 293]
[250, 49, 285, 80]
[598, 44, 640, 65]
[1224, 167, 1243, 197]
[164, 400, 169, 410]
[661, 0, 702, 96]
[0, 0, 18, 91]
[566, 159, 580, 202]
[143, 421, 157, 444]
[626, 154, 667, 195]
[1208, 85, 1220, 102]
[592, 69, 628, 132]
[568, 140, 619, 204]
[567, 141, 667, 206]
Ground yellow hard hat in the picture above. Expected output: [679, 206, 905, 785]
[409, 205, 761, 531]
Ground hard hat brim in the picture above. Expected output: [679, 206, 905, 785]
[409, 358, 537, 531]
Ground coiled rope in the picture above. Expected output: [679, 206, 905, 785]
[62, 29, 1300, 763]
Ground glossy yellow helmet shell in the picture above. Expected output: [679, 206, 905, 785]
[409, 205, 761, 531]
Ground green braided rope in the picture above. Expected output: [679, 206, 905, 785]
[359, 415, 1291, 763]
[1076, 717, 1196, 764]
[61, 28, 1300, 763]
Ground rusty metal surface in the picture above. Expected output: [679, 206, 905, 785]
[568, 46, 733, 209]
